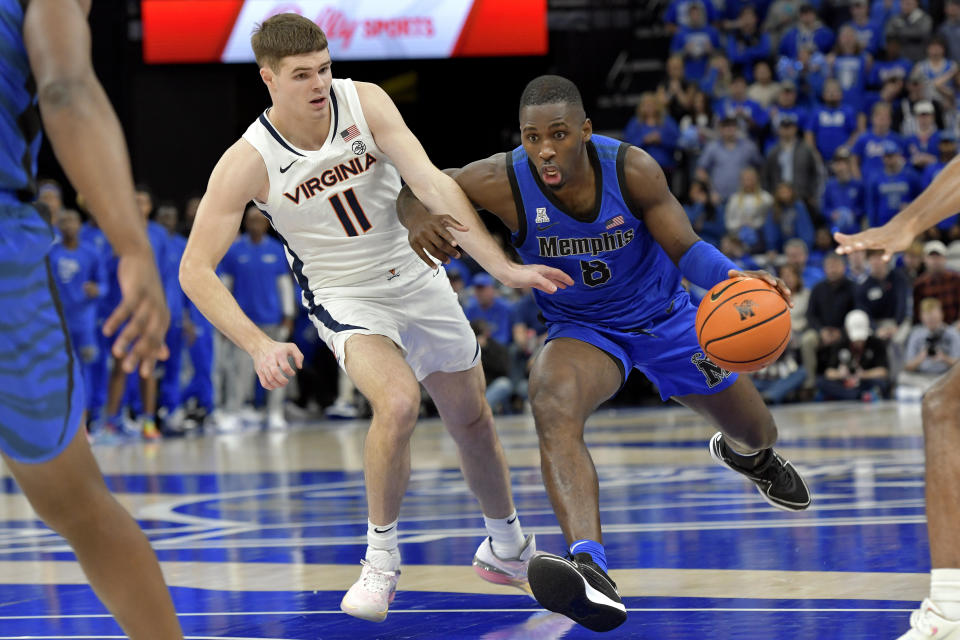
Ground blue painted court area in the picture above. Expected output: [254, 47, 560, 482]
[0, 404, 932, 638]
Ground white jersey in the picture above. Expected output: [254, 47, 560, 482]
[241, 78, 416, 292]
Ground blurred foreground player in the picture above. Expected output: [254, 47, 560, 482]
[0, 0, 179, 637]
[398, 75, 812, 632]
[836, 156, 960, 640]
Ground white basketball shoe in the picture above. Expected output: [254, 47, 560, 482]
[898, 600, 960, 639]
[473, 534, 537, 593]
[340, 560, 400, 622]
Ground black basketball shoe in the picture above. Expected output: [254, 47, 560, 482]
[528, 552, 627, 632]
[709, 432, 811, 511]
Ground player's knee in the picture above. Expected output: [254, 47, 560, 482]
[446, 401, 495, 443]
[531, 393, 578, 440]
[371, 389, 420, 433]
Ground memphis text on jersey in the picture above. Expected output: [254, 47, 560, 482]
[537, 228, 635, 258]
[283, 153, 378, 205]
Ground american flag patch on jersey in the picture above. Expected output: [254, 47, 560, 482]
[605, 215, 625, 229]
[340, 125, 360, 142]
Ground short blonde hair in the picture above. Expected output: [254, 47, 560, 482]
[251, 13, 328, 71]
[920, 297, 943, 313]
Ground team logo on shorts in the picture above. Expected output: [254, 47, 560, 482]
[735, 300, 757, 321]
[386, 268, 400, 281]
[352, 140, 367, 155]
[691, 352, 731, 388]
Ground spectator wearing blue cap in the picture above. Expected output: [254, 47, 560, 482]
[779, 4, 835, 59]
[921, 133, 960, 232]
[807, 79, 864, 162]
[866, 140, 922, 227]
[464, 273, 514, 346]
[852, 102, 905, 183]
[822, 147, 866, 235]
[762, 113, 822, 217]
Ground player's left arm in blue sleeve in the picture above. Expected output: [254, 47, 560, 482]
[621, 145, 793, 304]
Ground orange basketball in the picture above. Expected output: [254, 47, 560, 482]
[695, 277, 791, 373]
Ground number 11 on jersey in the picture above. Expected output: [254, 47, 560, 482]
[329, 187, 371, 236]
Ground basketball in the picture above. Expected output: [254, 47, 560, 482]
[695, 277, 791, 373]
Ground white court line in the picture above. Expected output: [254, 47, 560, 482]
[0, 607, 916, 620]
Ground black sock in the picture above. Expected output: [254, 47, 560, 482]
[725, 443, 769, 470]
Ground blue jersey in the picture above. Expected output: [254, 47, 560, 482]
[509, 135, 685, 330]
[845, 20, 883, 55]
[48, 241, 104, 333]
[221, 234, 289, 325]
[868, 167, 922, 227]
[830, 55, 869, 111]
[822, 177, 866, 234]
[464, 297, 514, 345]
[852, 131, 904, 184]
[0, 1, 40, 203]
[808, 105, 858, 160]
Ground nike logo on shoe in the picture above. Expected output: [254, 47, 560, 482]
[373, 525, 395, 534]
[280, 160, 298, 173]
[506, 515, 517, 525]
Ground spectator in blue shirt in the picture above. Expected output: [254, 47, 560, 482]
[664, 0, 718, 34]
[726, 6, 771, 83]
[715, 75, 770, 141]
[806, 79, 864, 161]
[869, 33, 914, 90]
[783, 237, 826, 288]
[871, 0, 901, 26]
[670, 3, 722, 80]
[50, 209, 106, 419]
[624, 93, 680, 175]
[777, 44, 828, 106]
[828, 26, 872, 112]
[780, 4, 835, 58]
[852, 101, 904, 183]
[822, 147, 867, 234]
[846, 0, 884, 54]
[464, 273, 514, 346]
[220, 206, 296, 430]
[764, 182, 816, 252]
[154, 204, 189, 432]
[904, 100, 941, 172]
[768, 80, 810, 136]
[684, 179, 726, 247]
[867, 141, 922, 226]
[921, 133, 960, 232]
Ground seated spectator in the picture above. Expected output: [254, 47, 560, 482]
[904, 100, 941, 171]
[664, 0, 719, 35]
[857, 248, 911, 341]
[884, 0, 932, 62]
[802, 252, 857, 389]
[720, 233, 761, 271]
[914, 35, 957, 108]
[845, 0, 884, 55]
[866, 141, 921, 227]
[684, 179, 726, 247]
[762, 114, 822, 214]
[715, 74, 770, 140]
[817, 309, 891, 400]
[827, 26, 872, 112]
[464, 273, 513, 345]
[913, 240, 960, 325]
[807, 79, 864, 163]
[724, 167, 773, 250]
[852, 101, 904, 183]
[941, 0, 960, 63]
[898, 297, 960, 393]
[659, 55, 695, 123]
[471, 320, 515, 415]
[822, 147, 866, 234]
[921, 132, 960, 233]
[748, 61, 781, 107]
[783, 237, 825, 288]
[847, 249, 871, 285]
[780, 4, 835, 58]
[751, 348, 807, 404]
[767, 80, 809, 137]
[624, 93, 680, 178]
[781, 263, 811, 335]
[670, 3, 722, 80]
[700, 53, 733, 100]
[727, 6, 772, 82]
[764, 182, 816, 252]
[696, 116, 763, 201]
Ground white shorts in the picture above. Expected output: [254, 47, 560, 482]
[308, 257, 480, 381]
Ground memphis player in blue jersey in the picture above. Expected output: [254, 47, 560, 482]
[0, 0, 178, 637]
[398, 75, 812, 633]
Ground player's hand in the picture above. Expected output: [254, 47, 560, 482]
[728, 269, 793, 307]
[251, 339, 303, 390]
[406, 211, 469, 268]
[834, 224, 912, 262]
[500, 264, 574, 294]
[103, 252, 170, 376]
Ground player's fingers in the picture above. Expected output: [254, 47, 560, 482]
[278, 353, 297, 378]
[532, 275, 558, 294]
[412, 244, 436, 269]
[291, 348, 305, 370]
[103, 297, 136, 337]
[426, 237, 459, 261]
[439, 230, 461, 250]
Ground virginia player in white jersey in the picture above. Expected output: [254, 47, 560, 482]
[179, 14, 572, 623]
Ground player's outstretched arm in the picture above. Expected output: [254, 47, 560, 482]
[359, 82, 572, 293]
[179, 141, 302, 390]
[24, 0, 169, 376]
[624, 145, 792, 304]
[835, 155, 960, 260]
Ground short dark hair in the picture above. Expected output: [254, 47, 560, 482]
[519, 75, 584, 118]
[252, 13, 328, 71]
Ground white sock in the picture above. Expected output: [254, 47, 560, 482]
[484, 511, 525, 559]
[365, 519, 400, 571]
[931, 569, 960, 620]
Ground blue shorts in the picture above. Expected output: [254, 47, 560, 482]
[0, 203, 84, 463]
[545, 294, 737, 401]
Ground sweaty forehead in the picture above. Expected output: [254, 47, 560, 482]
[519, 103, 583, 130]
